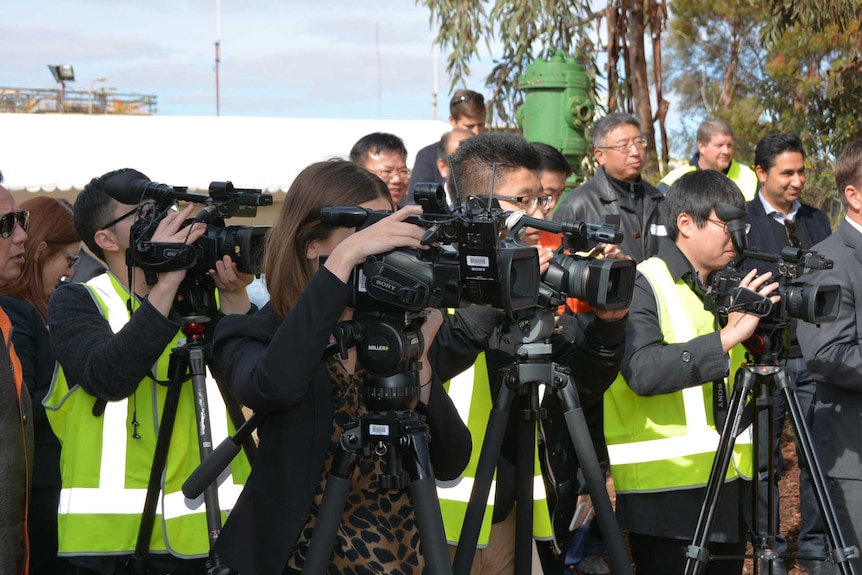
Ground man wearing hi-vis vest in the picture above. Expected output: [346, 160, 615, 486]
[657, 118, 759, 201]
[428, 133, 630, 574]
[605, 169, 781, 575]
[43, 169, 253, 575]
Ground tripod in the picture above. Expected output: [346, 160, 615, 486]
[127, 307, 255, 575]
[452, 311, 633, 575]
[685, 339, 860, 575]
[302, 372, 453, 574]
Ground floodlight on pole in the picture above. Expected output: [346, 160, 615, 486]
[48, 64, 75, 113]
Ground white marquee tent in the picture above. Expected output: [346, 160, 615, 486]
[0, 114, 450, 211]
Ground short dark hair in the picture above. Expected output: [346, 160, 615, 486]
[754, 133, 805, 173]
[531, 142, 572, 177]
[664, 170, 745, 242]
[836, 139, 862, 209]
[696, 118, 734, 145]
[349, 132, 408, 167]
[591, 112, 641, 149]
[449, 89, 486, 120]
[449, 133, 541, 199]
[74, 169, 129, 261]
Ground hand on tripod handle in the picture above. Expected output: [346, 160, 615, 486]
[720, 269, 780, 353]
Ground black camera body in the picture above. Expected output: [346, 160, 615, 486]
[705, 245, 841, 328]
[127, 181, 271, 276]
[321, 186, 541, 314]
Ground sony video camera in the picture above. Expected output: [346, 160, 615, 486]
[102, 169, 272, 277]
[704, 203, 840, 340]
[321, 184, 541, 314]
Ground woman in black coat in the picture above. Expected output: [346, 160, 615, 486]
[211, 159, 471, 575]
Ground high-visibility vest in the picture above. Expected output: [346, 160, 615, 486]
[436, 352, 554, 546]
[604, 257, 753, 493]
[44, 272, 250, 558]
[660, 160, 759, 201]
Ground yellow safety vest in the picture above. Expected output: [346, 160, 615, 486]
[604, 258, 753, 493]
[660, 160, 759, 201]
[437, 352, 554, 546]
[44, 272, 250, 558]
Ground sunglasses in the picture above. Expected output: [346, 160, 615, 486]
[0, 210, 30, 238]
[450, 92, 484, 107]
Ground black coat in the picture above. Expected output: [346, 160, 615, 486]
[744, 196, 832, 271]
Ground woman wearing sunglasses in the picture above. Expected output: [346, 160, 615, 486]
[0, 195, 81, 575]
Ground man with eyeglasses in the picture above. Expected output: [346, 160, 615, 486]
[0, 171, 33, 575]
[745, 132, 833, 575]
[605, 169, 779, 575]
[42, 169, 253, 575]
[553, 112, 665, 264]
[407, 89, 487, 203]
[658, 118, 759, 201]
[349, 132, 411, 207]
[429, 133, 629, 574]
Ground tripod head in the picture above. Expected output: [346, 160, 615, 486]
[333, 309, 426, 413]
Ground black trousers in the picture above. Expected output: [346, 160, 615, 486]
[628, 532, 746, 575]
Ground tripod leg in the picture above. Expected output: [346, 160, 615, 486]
[515, 393, 536, 575]
[778, 371, 860, 575]
[403, 422, 454, 575]
[187, 345, 230, 570]
[556, 374, 634, 575]
[453, 382, 516, 575]
[303, 438, 361, 573]
[127, 349, 188, 575]
[685, 367, 757, 575]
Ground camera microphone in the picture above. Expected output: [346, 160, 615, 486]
[102, 168, 209, 207]
[505, 211, 622, 244]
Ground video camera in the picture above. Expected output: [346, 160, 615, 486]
[704, 203, 840, 345]
[102, 168, 272, 278]
[322, 183, 635, 316]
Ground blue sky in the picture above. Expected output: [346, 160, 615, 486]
[2, 0, 484, 120]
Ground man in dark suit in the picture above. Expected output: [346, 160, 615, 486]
[746, 133, 833, 575]
[797, 139, 862, 575]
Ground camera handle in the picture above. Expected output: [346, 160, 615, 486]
[127, 317, 252, 575]
[452, 342, 633, 575]
[685, 363, 859, 575]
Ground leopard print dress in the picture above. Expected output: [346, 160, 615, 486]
[286, 357, 425, 574]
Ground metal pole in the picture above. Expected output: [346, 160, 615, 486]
[215, 0, 221, 116]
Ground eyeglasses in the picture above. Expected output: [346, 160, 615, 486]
[707, 218, 751, 235]
[785, 220, 802, 248]
[597, 137, 647, 153]
[0, 210, 30, 238]
[61, 249, 80, 268]
[371, 167, 410, 180]
[99, 206, 139, 231]
[450, 92, 484, 107]
[494, 195, 554, 212]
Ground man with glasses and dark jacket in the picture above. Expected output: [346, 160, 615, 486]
[552, 112, 666, 263]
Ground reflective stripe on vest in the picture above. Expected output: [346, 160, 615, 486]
[437, 352, 553, 546]
[604, 258, 752, 494]
[659, 160, 758, 201]
[44, 272, 249, 557]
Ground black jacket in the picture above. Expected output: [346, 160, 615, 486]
[744, 196, 832, 271]
[211, 267, 471, 575]
[553, 167, 666, 263]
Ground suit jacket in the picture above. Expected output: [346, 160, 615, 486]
[744, 196, 832, 271]
[797, 220, 862, 480]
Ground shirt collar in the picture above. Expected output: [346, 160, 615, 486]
[757, 193, 801, 224]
